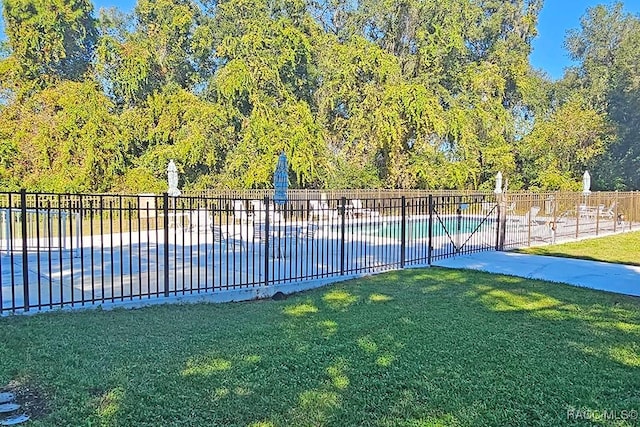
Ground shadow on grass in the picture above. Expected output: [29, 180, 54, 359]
[0, 268, 639, 426]
[464, 274, 640, 370]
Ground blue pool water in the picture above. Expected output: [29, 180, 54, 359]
[355, 216, 495, 239]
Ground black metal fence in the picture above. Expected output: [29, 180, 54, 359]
[0, 191, 504, 313]
[500, 191, 639, 247]
[0, 190, 638, 314]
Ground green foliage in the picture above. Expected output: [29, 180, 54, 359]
[517, 97, 612, 190]
[210, 8, 331, 188]
[112, 167, 166, 194]
[0, 0, 638, 192]
[96, 32, 161, 107]
[0, 80, 124, 192]
[1, 0, 96, 96]
[324, 158, 382, 189]
[96, 0, 214, 106]
[564, 3, 640, 190]
[221, 100, 330, 188]
[119, 85, 235, 188]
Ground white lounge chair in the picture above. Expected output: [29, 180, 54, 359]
[250, 200, 281, 222]
[578, 204, 599, 219]
[309, 200, 337, 220]
[508, 206, 541, 227]
[483, 201, 513, 214]
[598, 202, 616, 219]
[350, 199, 380, 217]
[233, 200, 253, 222]
[188, 209, 212, 232]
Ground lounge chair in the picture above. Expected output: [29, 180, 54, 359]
[250, 199, 281, 222]
[508, 206, 541, 227]
[350, 199, 380, 217]
[578, 204, 600, 219]
[486, 201, 514, 215]
[598, 202, 616, 219]
[211, 224, 245, 251]
[188, 209, 212, 232]
[233, 200, 253, 223]
[309, 200, 337, 220]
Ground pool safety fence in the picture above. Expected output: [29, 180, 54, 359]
[0, 190, 637, 314]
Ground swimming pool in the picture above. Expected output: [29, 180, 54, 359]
[353, 216, 496, 239]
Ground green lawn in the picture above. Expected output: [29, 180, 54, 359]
[516, 231, 640, 266]
[1, 268, 639, 426]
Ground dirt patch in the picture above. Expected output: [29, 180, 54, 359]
[1, 379, 51, 420]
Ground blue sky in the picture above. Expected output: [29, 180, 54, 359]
[530, 0, 640, 79]
[2, 0, 640, 80]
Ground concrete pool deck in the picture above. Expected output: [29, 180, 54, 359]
[433, 251, 640, 297]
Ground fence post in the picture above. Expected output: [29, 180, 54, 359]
[3, 194, 10, 256]
[595, 192, 600, 236]
[495, 198, 501, 251]
[575, 200, 580, 239]
[527, 206, 532, 247]
[340, 197, 346, 275]
[20, 189, 29, 312]
[427, 195, 433, 265]
[633, 192, 637, 230]
[455, 197, 462, 252]
[400, 196, 406, 268]
[163, 193, 170, 297]
[551, 192, 558, 244]
[498, 193, 507, 250]
[75, 196, 81, 258]
[264, 196, 270, 285]
[613, 191, 619, 232]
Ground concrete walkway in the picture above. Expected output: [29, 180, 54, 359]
[433, 251, 640, 297]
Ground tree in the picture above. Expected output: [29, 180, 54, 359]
[117, 84, 235, 190]
[0, 81, 124, 192]
[96, 0, 215, 106]
[220, 100, 330, 188]
[320, 0, 543, 189]
[517, 97, 612, 190]
[1, 0, 96, 96]
[564, 3, 640, 189]
[1, 0, 627, 192]
[209, 0, 331, 187]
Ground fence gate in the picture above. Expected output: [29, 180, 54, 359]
[5, 190, 634, 314]
[428, 194, 500, 262]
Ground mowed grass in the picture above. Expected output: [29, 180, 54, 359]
[516, 231, 640, 266]
[1, 268, 639, 426]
